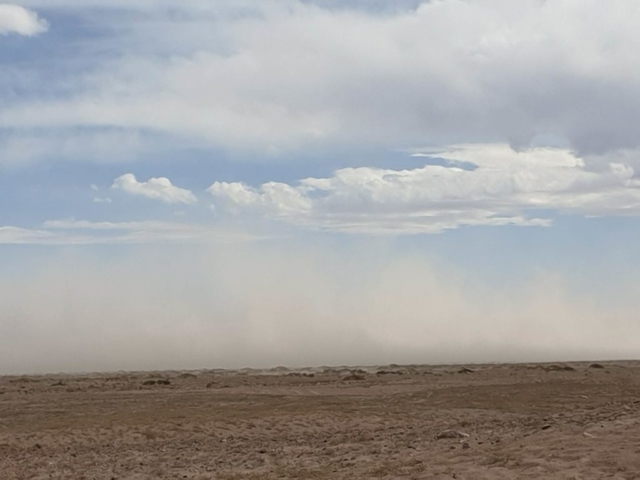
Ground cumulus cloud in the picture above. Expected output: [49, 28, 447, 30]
[4, 0, 640, 154]
[112, 173, 197, 204]
[0, 4, 47, 36]
[209, 144, 640, 233]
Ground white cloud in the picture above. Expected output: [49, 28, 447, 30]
[4, 1, 640, 154]
[112, 173, 197, 204]
[12, 0, 259, 12]
[0, 226, 57, 244]
[42, 219, 244, 243]
[0, 219, 267, 245]
[208, 144, 640, 233]
[0, 4, 47, 36]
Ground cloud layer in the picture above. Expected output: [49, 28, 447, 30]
[0, 4, 47, 36]
[4, 0, 640, 156]
[209, 145, 640, 233]
[0, 220, 264, 245]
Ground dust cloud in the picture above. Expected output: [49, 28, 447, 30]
[0, 241, 637, 374]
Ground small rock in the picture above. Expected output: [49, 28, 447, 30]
[436, 429, 470, 440]
[545, 364, 575, 372]
[376, 370, 403, 376]
[461, 442, 470, 449]
[541, 424, 552, 430]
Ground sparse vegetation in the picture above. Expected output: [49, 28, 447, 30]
[0, 361, 639, 479]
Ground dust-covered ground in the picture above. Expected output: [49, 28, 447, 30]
[1, 361, 639, 479]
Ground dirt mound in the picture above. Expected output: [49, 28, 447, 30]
[545, 364, 575, 372]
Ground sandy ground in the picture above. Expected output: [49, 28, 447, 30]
[1, 361, 640, 479]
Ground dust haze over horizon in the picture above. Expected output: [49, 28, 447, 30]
[2, 0, 640, 374]
[2, 239, 640, 375]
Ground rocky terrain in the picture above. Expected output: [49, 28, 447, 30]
[1, 361, 639, 479]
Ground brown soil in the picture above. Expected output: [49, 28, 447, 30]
[1, 361, 639, 479]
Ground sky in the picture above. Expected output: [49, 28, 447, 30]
[1, 0, 640, 374]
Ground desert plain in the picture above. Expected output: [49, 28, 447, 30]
[1, 361, 639, 479]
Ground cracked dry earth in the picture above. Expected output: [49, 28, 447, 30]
[1, 362, 640, 479]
